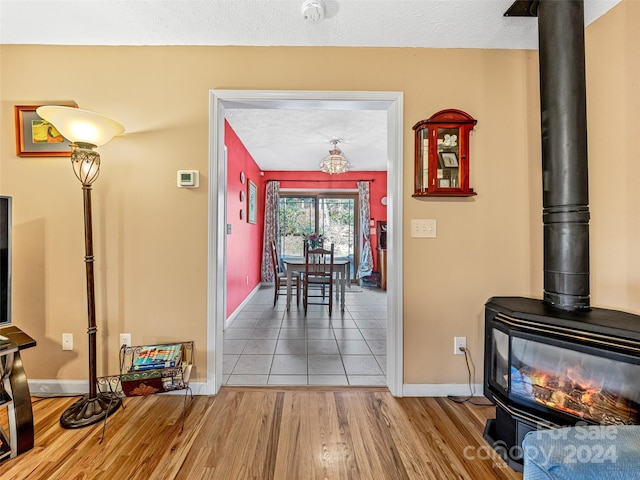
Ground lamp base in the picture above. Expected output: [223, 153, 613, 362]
[60, 393, 122, 429]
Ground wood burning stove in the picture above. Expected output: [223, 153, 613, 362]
[483, 297, 640, 469]
[482, 0, 640, 471]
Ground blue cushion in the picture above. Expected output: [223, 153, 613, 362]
[523, 425, 640, 479]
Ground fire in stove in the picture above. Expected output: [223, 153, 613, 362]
[511, 364, 638, 425]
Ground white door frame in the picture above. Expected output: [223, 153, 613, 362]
[207, 90, 404, 396]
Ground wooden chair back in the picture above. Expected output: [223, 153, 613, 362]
[269, 240, 281, 276]
[304, 244, 334, 281]
[303, 243, 335, 316]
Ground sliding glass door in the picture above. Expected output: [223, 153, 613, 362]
[278, 192, 358, 280]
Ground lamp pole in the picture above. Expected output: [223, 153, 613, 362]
[59, 144, 122, 428]
[83, 179, 97, 400]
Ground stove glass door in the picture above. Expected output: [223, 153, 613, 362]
[510, 335, 640, 424]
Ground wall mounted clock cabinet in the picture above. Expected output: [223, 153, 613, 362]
[413, 109, 477, 197]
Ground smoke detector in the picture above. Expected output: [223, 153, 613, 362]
[302, 0, 325, 24]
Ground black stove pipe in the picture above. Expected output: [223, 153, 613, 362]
[505, 0, 591, 311]
[538, 0, 591, 311]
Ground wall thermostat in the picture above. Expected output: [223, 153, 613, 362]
[177, 170, 199, 188]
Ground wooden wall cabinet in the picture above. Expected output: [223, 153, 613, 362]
[413, 109, 477, 197]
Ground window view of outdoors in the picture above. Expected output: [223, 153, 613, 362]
[278, 194, 358, 279]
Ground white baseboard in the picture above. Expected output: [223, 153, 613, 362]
[29, 380, 481, 398]
[225, 283, 264, 329]
[402, 383, 484, 397]
[29, 379, 88, 396]
[29, 379, 208, 396]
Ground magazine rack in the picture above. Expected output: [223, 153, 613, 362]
[97, 341, 194, 441]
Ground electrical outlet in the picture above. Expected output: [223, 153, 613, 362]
[454, 336, 466, 355]
[62, 333, 73, 351]
[119, 333, 132, 347]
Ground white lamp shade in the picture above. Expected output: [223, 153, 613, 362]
[36, 106, 124, 147]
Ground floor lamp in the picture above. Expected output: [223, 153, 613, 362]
[37, 106, 125, 428]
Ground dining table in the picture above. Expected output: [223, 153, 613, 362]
[282, 257, 350, 312]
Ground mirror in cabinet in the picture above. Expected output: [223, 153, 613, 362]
[413, 109, 477, 197]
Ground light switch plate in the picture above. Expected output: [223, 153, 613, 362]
[411, 219, 436, 238]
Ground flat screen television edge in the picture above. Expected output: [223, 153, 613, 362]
[0, 196, 11, 326]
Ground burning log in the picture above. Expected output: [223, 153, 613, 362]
[515, 366, 638, 425]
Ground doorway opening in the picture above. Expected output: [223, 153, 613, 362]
[207, 90, 404, 395]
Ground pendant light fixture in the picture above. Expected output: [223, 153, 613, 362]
[320, 139, 349, 175]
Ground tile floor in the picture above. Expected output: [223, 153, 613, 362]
[223, 284, 387, 386]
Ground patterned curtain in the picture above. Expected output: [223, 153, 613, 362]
[357, 181, 373, 279]
[261, 180, 280, 282]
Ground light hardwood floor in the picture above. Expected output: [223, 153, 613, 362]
[1, 387, 523, 480]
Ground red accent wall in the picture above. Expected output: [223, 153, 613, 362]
[226, 123, 388, 319]
[225, 121, 264, 317]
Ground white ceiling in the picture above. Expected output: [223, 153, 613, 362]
[0, 0, 621, 171]
[225, 106, 389, 171]
[0, 0, 619, 49]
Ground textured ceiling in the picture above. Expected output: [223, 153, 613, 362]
[0, 0, 619, 49]
[0, 0, 621, 171]
[225, 108, 389, 171]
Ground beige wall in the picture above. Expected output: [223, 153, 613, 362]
[0, 0, 637, 388]
[586, 0, 640, 313]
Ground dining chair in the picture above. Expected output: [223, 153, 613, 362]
[270, 240, 299, 307]
[303, 243, 335, 316]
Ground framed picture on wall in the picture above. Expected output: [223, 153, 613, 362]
[14, 103, 78, 157]
[439, 152, 459, 168]
[247, 180, 257, 224]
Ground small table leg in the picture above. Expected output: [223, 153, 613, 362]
[286, 270, 292, 310]
[8, 352, 34, 454]
[341, 264, 347, 312]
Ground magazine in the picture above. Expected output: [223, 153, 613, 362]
[131, 343, 183, 371]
